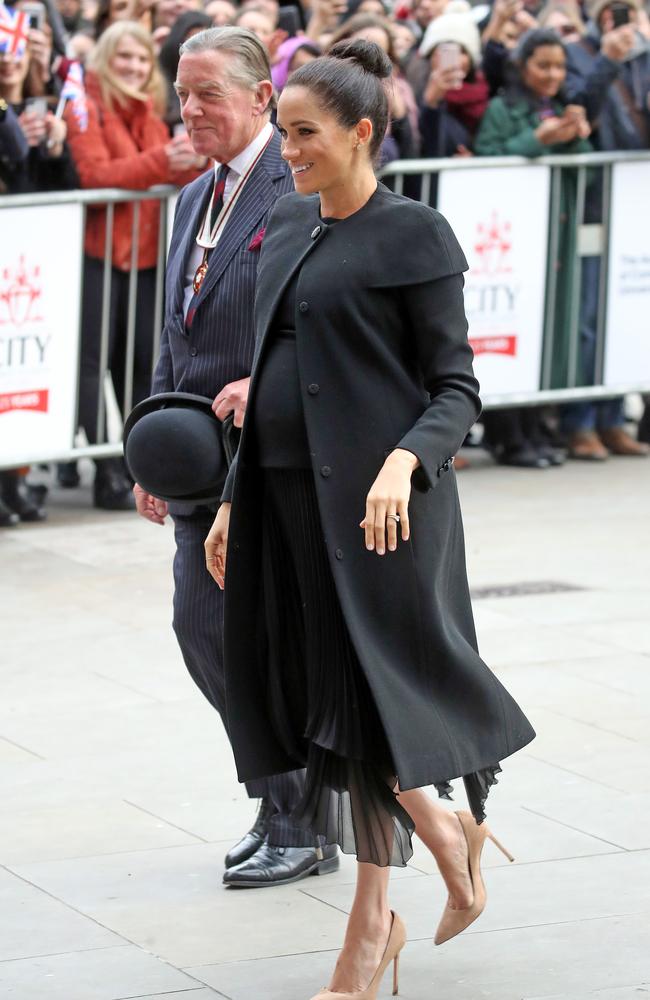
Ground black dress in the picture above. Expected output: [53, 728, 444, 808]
[250, 228, 501, 868]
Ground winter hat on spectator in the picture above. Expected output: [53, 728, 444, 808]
[419, 0, 481, 65]
[588, 0, 639, 23]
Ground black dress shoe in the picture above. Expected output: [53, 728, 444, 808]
[0, 475, 47, 521]
[223, 842, 339, 888]
[224, 798, 274, 870]
[93, 459, 136, 511]
[536, 445, 566, 467]
[497, 446, 550, 469]
[0, 497, 19, 528]
[57, 461, 81, 489]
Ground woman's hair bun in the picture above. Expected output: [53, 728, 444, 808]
[328, 39, 392, 80]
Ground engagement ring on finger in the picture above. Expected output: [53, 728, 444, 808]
[387, 513, 400, 522]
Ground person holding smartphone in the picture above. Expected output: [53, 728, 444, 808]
[475, 28, 594, 468]
[564, 0, 648, 152]
[418, 0, 489, 158]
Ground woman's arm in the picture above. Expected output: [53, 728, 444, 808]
[396, 272, 481, 491]
[65, 100, 171, 190]
[474, 98, 546, 157]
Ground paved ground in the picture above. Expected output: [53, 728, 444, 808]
[1, 451, 650, 1000]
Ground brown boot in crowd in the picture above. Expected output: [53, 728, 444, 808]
[598, 427, 650, 457]
[567, 430, 609, 461]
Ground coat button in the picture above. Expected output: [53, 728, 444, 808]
[190, 347, 198, 357]
[299, 301, 309, 313]
[308, 383, 320, 395]
[335, 548, 343, 560]
[320, 465, 331, 477]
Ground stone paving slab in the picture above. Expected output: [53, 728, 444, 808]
[187, 912, 650, 1000]
[0, 867, 122, 962]
[0, 945, 204, 1000]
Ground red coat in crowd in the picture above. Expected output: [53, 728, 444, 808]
[65, 72, 201, 271]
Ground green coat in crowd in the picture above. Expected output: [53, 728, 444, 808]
[475, 96, 593, 388]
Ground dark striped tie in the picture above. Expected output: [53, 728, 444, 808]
[210, 162, 230, 231]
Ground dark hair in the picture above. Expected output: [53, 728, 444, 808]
[286, 39, 392, 160]
[516, 26, 567, 64]
[159, 11, 212, 83]
[328, 14, 398, 65]
[504, 27, 568, 108]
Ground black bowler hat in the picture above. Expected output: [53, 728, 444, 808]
[123, 392, 239, 503]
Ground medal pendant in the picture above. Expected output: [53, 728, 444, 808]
[193, 261, 208, 294]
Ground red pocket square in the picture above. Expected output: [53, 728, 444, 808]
[247, 228, 266, 251]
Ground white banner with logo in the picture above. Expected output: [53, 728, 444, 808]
[437, 166, 550, 397]
[0, 203, 83, 466]
[604, 160, 650, 386]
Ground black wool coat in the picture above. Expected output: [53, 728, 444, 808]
[222, 183, 535, 792]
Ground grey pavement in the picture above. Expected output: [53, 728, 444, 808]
[1, 451, 650, 1000]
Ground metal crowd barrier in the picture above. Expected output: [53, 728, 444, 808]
[0, 185, 175, 466]
[379, 149, 650, 408]
[1, 150, 649, 469]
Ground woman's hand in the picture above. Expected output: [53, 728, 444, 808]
[423, 65, 460, 107]
[28, 26, 53, 86]
[205, 502, 231, 589]
[44, 112, 66, 156]
[535, 115, 579, 145]
[18, 109, 48, 147]
[165, 133, 201, 172]
[360, 449, 419, 555]
[564, 104, 591, 140]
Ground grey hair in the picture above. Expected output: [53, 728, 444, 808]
[179, 27, 275, 110]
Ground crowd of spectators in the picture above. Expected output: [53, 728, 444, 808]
[0, 0, 649, 522]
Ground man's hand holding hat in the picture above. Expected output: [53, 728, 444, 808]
[133, 484, 169, 525]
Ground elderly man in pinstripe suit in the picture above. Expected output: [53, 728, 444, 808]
[134, 27, 339, 888]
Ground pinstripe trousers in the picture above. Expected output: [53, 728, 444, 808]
[171, 509, 312, 848]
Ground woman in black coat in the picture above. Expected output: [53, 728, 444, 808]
[205, 40, 535, 1000]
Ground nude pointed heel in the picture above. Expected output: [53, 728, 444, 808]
[434, 811, 513, 947]
[487, 830, 515, 863]
[310, 911, 406, 1000]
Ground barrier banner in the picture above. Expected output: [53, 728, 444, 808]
[437, 166, 550, 396]
[0, 203, 83, 466]
[604, 161, 650, 386]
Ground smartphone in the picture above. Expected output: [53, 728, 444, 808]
[437, 41, 463, 88]
[21, 1, 46, 29]
[25, 97, 48, 119]
[437, 41, 462, 71]
[611, 3, 630, 26]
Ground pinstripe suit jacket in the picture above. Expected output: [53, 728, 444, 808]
[150, 129, 293, 512]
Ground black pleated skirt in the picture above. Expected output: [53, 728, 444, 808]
[260, 468, 501, 868]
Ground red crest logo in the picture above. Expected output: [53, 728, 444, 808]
[0, 256, 43, 327]
[473, 213, 512, 276]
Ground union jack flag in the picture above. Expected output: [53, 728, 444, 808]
[60, 60, 88, 132]
[0, 5, 29, 59]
